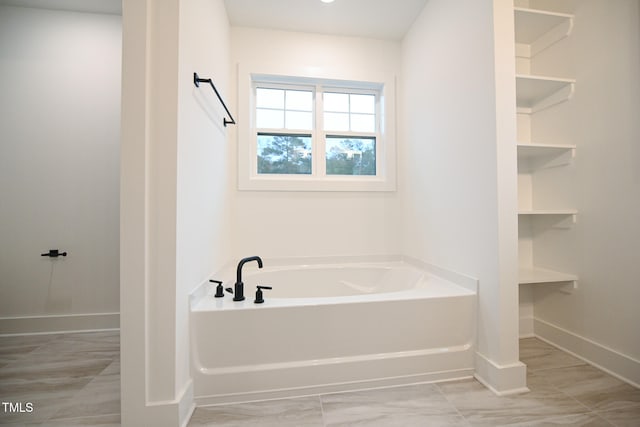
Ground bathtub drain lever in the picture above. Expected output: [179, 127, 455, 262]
[254, 286, 272, 304]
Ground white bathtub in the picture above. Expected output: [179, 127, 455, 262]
[190, 256, 477, 405]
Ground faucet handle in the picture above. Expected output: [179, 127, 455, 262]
[254, 285, 272, 304]
[209, 280, 224, 298]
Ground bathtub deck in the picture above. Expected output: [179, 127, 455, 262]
[191, 273, 474, 312]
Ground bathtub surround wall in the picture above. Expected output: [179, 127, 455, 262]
[400, 0, 524, 394]
[120, 0, 231, 425]
[229, 27, 401, 258]
[0, 5, 121, 333]
[517, 0, 640, 385]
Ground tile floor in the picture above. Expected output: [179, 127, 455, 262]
[1, 332, 638, 426]
[0, 331, 120, 426]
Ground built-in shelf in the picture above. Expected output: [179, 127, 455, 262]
[516, 74, 575, 113]
[519, 209, 577, 224]
[519, 266, 578, 286]
[517, 142, 575, 159]
[514, 7, 573, 57]
[519, 209, 577, 215]
[517, 142, 576, 169]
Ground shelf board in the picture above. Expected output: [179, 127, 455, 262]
[517, 142, 575, 159]
[519, 266, 578, 285]
[519, 209, 577, 215]
[516, 74, 575, 113]
[517, 143, 576, 169]
[514, 8, 574, 48]
[518, 210, 578, 229]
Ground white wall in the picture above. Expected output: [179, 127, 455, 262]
[523, 0, 640, 384]
[0, 6, 121, 333]
[401, 0, 524, 393]
[120, 0, 231, 425]
[176, 0, 233, 409]
[229, 27, 401, 259]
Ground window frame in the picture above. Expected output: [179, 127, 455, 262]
[253, 81, 382, 179]
[320, 86, 380, 178]
[237, 65, 397, 192]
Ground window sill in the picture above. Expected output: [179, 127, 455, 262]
[238, 175, 396, 192]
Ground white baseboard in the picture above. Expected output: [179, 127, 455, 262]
[0, 312, 119, 335]
[179, 380, 196, 427]
[534, 318, 640, 388]
[519, 315, 534, 338]
[474, 351, 528, 395]
[142, 379, 194, 427]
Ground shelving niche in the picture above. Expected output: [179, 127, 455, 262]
[515, 74, 575, 113]
[514, 7, 573, 56]
[514, 4, 577, 286]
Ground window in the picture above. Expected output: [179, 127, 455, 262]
[253, 82, 380, 178]
[255, 86, 314, 175]
[323, 92, 377, 176]
[238, 69, 396, 191]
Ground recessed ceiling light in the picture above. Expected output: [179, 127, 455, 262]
[321, 0, 335, 3]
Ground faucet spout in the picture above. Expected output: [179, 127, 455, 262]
[234, 256, 263, 301]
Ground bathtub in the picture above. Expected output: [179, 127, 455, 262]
[190, 255, 477, 405]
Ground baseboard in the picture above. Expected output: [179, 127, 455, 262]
[519, 315, 534, 338]
[0, 312, 119, 335]
[534, 318, 640, 388]
[144, 379, 195, 427]
[178, 380, 196, 427]
[474, 351, 528, 395]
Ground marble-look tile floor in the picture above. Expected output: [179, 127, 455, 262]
[1, 332, 639, 426]
[189, 338, 640, 427]
[0, 331, 120, 426]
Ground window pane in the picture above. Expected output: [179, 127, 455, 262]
[286, 90, 312, 111]
[350, 94, 375, 114]
[323, 92, 349, 112]
[256, 88, 284, 109]
[256, 108, 284, 129]
[350, 113, 375, 132]
[257, 134, 312, 175]
[326, 136, 376, 176]
[285, 111, 312, 130]
[324, 112, 349, 131]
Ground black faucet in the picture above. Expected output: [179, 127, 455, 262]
[234, 256, 263, 301]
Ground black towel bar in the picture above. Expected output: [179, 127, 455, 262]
[193, 72, 236, 127]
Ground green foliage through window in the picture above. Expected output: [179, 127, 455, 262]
[257, 134, 312, 174]
[326, 137, 376, 175]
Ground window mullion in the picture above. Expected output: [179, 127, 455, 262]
[375, 94, 382, 176]
[324, 131, 377, 138]
[315, 84, 326, 178]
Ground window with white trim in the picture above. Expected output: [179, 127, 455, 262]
[238, 71, 396, 191]
[254, 81, 380, 177]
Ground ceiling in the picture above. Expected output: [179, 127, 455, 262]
[0, 0, 121, 15]
[0, 0, 428, 40]
[223, 0, 428, 41]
